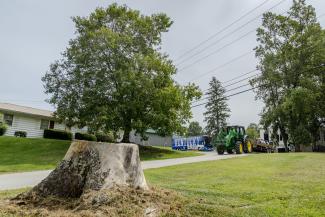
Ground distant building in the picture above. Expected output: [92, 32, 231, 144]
[259, 126, 325, 152]
[0, 102, 87, 138]
[259, 127, 284, 146]
[129, 129, 172, 146]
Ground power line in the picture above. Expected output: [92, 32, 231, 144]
[192, 73, 259, 104]
[177, 28, 256, 69]
[223, 73, 259, 88]
[186, 50, 254, 82]
[222, 69, 258, 84]
[317, 12, 325, 19]
[199, 70, 259, 96]
[175, 0, 288, 66]
[192, 82, 252, 104]
[192, 64, 325, 108]
[175, 0, 271, 62]
[191, 87, 257, 108]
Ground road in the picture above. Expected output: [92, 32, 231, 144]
[0, 152, 247, 190]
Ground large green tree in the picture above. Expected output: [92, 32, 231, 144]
[251, 0, 325, 151]
[42, 4, 201, 142]
[187, 121, 203, 136]
[204, 77, 230, 136]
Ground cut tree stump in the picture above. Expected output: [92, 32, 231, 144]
[19, 140, 148, 199]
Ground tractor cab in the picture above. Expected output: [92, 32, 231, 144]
[226, 126, 245, 137]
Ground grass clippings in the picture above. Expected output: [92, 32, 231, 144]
[0, 186, 185, 217]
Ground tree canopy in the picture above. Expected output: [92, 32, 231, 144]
[251, 0, 325, 150]
[187, 121, 203, 136]
[246, 123, 259, 140]
[204, 77, 230, 136]
[42, 4, 201, 142]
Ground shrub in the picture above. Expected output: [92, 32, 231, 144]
[96, 132, 115, 143]
[0, 123, 7, 136]
[43, 129, 72, 140]
[14, 131, 27, 137]
[75, 132, 97, 141]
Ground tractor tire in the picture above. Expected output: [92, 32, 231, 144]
[235, 141, 243, 154]
[227, 149, 234, 154]
[243, 140, 253, 153]
[217, 145, 225, 155]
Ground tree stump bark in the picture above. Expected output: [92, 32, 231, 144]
[20, 141, 148, 199]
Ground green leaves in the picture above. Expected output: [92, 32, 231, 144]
[42, 4, 201, 142]
[252, 0, 325, 148]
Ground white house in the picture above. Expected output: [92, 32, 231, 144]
[0, 102, 172, 146]
[0, 102, 87, 138]
[259, 126, 325, 152]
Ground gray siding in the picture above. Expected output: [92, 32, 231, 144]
[130, 131, 172, 146]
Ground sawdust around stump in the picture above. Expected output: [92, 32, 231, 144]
[0, 186, 186, 217]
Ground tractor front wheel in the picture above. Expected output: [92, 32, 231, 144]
[235, 141, 243, 154]
[217, 145, 225, 155]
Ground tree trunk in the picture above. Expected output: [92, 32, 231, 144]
[279, 127, 289, 152]
[17, 141, 148, 199]
[295, 143, 301, 152]
[122, 128, 131, 143]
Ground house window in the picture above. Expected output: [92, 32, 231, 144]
[4, 114, 13, 126]
[49, 120, 55, 129]
[40, 119, 50, 130]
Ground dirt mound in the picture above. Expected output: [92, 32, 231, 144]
[0, 186, 185, 217]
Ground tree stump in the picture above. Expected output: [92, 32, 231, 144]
[20, 141, 148, 199]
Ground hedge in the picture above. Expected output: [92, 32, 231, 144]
[14, 131, 27, 137]
[0, 123, 7, 136]
[75, 132, 97, 141]
[43, 129, 72, 140]
[96, 132, 115, 143]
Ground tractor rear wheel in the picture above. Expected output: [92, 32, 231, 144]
[244, 140, 253, 153]
[217, 145, 225, 155]
[235, 141, 243, 154]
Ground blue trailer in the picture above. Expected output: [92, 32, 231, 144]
[172, 135, 213, 151]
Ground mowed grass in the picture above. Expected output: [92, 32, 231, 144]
[0, 153, 324, 216]
[0, 136, 201, 174]
[144, 153, 325, 217]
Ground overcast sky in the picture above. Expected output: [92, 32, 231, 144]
[0, 0, 324, 128]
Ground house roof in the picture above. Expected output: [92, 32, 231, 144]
[0, 102, 53, 118]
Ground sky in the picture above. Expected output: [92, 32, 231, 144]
[0, 0, 324, 128]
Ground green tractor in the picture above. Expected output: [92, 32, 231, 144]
[212, 125, 253, 155]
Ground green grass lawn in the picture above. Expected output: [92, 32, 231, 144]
[144, 153, 325, 217]
[1, 153, 324, 216]
[0, 136, 201, 174]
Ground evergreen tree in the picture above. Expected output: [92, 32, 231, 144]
[204, 77, 230, 136]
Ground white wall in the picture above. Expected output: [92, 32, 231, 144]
[5, 114, 45, 138]
[3, 112, 87, 138]
[259, 128, 284, 146]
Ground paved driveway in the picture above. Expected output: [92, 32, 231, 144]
[0, 152, 247, 190]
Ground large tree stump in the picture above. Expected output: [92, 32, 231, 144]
[21, 141, 148, 199]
